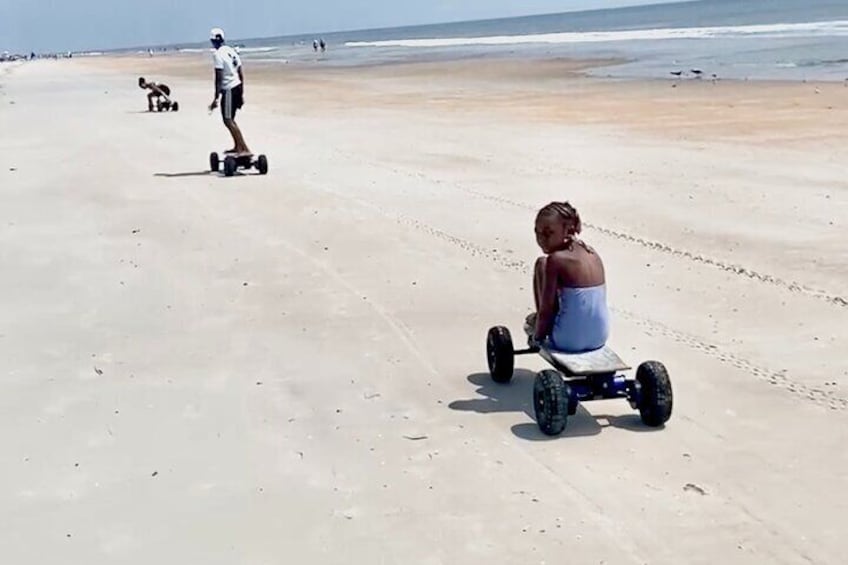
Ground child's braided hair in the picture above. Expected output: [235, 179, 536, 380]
[537, 201, 582, 234]
[536, 201, 593, 252]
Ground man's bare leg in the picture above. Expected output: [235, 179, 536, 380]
[224, 119, 251, 154]
[223, 120, 238, 153]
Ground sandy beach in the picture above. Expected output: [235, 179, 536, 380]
[0, 53, 846, 564]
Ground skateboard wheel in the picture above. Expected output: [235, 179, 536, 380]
[224, 155, 237, 177]
[210, 152, 219, 172]
[172, 101, 179, 112]
[635, 361, 673, 427]
[486, 326, 514, 383]
[257, 154, 268, 175]
[534, 370, 569, 436]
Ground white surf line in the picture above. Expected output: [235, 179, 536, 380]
[345, 20, 848, 48]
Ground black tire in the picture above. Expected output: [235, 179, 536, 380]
[224, 156, 237, 177]
[257, 154, 268, 175]
[210, 152, 219, 172]
[636, 361, 673, 427]
[486, 326, 514, 383]
[534, 370, 569, 436]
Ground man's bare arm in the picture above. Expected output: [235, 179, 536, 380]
[209, 69, 224, 109]
[214, 69, 223, 97]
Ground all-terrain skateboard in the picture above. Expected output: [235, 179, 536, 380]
[209, 151, 268, 177]
[485, 324, 673, 436]
[155, 97, 179, 112]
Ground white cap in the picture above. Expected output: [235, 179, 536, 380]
[210, 27, 225, 40]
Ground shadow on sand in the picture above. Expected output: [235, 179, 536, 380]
[450, 372, 665, 441]
[154, 171, 216, 178]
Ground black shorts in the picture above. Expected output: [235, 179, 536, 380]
[221, 84, 244, 120]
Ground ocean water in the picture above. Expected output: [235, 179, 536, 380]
[177, 0, 848, 81]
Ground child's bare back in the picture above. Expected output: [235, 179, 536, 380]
[531, 202, 610, 353]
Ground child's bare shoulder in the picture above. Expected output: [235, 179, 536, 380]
[549, 248, 580, 264]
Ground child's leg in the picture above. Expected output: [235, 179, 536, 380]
[147, 92, 155, 111]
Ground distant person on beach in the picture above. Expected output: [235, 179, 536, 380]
[208, 27, 251, 155]
[526, 201, 610, 353]
[138, 77, 171, 111]
[319, 38, 326, 52]
[313, 39, 319, 52]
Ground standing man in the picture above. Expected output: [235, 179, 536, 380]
[208, 27, 251, 155]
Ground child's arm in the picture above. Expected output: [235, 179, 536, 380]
[533, 256, 561, 341]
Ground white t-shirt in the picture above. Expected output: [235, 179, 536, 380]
[212, 45, 242, 90]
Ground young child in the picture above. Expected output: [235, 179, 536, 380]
[138, 77, 171, 111]
[527, 201, 610, 352]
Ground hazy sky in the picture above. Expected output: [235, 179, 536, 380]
[0, 0, 680, 53]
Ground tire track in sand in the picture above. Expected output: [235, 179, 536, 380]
[451, 184, 847, 309]
[359, 155, 846, 309]
[394, 213, 847, 411]
[310, 151, 846, 409]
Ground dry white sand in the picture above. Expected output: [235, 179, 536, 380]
[0, 56, 846, 564]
